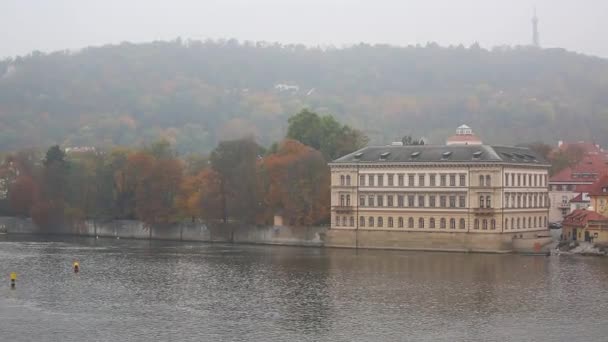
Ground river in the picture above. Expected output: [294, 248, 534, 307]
[1, 235, 607, 342]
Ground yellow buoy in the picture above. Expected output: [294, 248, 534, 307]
[10, 272, 16, 288]
[73, 261, 80, 273]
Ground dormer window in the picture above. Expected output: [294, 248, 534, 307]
[442, 151, 452, 159]
[380, 152, 391, 160]
[354, 152, 363, 159]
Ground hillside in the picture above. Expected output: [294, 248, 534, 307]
[1, 39, 608, 154]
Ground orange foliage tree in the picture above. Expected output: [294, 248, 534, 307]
[262, 139, 330, 226]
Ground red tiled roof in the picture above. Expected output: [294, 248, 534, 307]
[556, 142, 604, 154]
[563, 209, 608, 226]
[446, 134, 482, 143]
[550, 154, 608, 183]
[569, 193, 585, 203]
[587, 175, 608, 196]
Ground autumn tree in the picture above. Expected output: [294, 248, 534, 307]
[9, 175, 38, 217]
[262, 139, 330, 226]
[177, 168, 223, 222]
[210, 138, 264, 223]
[401, 135, 425, 145]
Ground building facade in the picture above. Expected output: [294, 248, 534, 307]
[327, 127, 551, 252]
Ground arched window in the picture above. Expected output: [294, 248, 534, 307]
[408, 217, 414, 228]
[340, 175, 345, 186]
[429, 218, 436, 229]
[359, 216, 365, 227]
[398, 217, 404, 228]
[479, 175, 484, 187]
[377, 217, 383, 227]
[459, 218, 466, 229]
[440, 218, 446, 229]
[505, 218, 509, 230]
[346, 175, 351, 186]
[335, 216, 340, 226]
[450, 218, 456, 229]
[342, 216, 347, 226]
[486, 196, 492, 208]
[388, 217, 394, 228]
[350, 216, 354, 227]
[479, 195, 485, 208]
[418, 218, 425, 229]
[474, 219, 479, 230]
[491, 219, 496, 230]
[485, 175, 491, 187]
[482, 219, 488, 230]
[369, 217, 374, 227]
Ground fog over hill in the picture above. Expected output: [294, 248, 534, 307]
[1, 40, 608, 153]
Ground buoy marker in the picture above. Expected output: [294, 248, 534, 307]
[73, 261, 80, 273]
[10, 272, 16, 289]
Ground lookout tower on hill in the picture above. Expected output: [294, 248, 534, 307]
[532, 9, 540, 47]
[446, 124, 483, 145]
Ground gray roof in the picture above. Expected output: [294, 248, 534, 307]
[331, 145, 549, 166]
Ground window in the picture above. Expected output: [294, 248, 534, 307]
[534, 174, 538, 187]
[360, 175, 365, 186]
[368, 195, 374, 207]
[523, 195, 527, 208]
[491, 219, 496, 230]
[505, 218, 509, 230]
[479, 195, 485, 208]
[342, 216, 347, 226]
[369, 217, 374, 227]
[350, 216, 354, 227]
[419, 174, 425, 187]
[482, 219, 488, 230]
[479, 175, 484, 187]
[485, 175, 491, 187]
[440, 196, 447, 208]
[450, 218, 456, 229]
[418, 195, 425, 207]
[450, 174, 456, 186]
[368, 174, 374, 186]
[430, 218, 436, 228]
[517, 174, 521, 187]
[398, 174, 404, 186]
[397, 195, 404, 207]
[459, 195, 466, 208]
[398, 217, 404, 228]
[511, 173, 515, 187]
[388, 217, 393, 228]
[346, 175, 351, 186]
[388, 174, 394, 186]
[517, 218, 521, 229]
[408, 217, 414, 228]
[359, 196, 365, 206]
[505, 173, 510, 186]
[429, 195, 436, 207]
[534, 217, 537, 227]
[387, 195, 394, 207]
[408, 195, 415, 207]
[440, 218, 446, 229]
[449, 196, 456, 208]
[408, 174, 415, 187]
[377, 195, 384, 207]
[528, 174, 532, 187]
[517, 195, 521, 208]
[340, 195, 345, 206]
[440, 174, 447, 186]
[459, 174, 466, 186]
[523, 218, 527, 229]
[505, 194, 509, 208]
[378, 217, 383, 227]
[418, 218, 425, 229]
[360, 216, 365, 227]
[345, 195, 350, 206]
[459, 218, 466, 229]
[511, 218, 514, 229]
[544, 217, 547, 227]
[335, 216, 340, 226]
[528, 217, 532, 228]
[340, 175, 345, 186]
[430, 174, 436, 186]
[486, 196, 491, 208]
[523, 174, 527, 187]
[377, 174, 384, 187]
[512, 194, 516, 208]
[474, 219, 479, 229]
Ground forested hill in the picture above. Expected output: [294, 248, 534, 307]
[1, 40, 608, 154]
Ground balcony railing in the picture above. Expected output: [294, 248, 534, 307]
[473, 208, 496, 215]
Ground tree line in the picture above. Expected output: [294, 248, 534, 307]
[0, 110, 366, 230]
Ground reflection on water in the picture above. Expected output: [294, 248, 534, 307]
[1, 235, 607, 342]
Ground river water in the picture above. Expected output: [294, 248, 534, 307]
[1, 235, 607, 342]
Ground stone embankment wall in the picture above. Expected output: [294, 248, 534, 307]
[0, 217, 326, 247]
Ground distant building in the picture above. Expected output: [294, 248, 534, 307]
[548, 142, 608, 223]
[532, 9, 540, 48]
[445, 125, 482, 146]
[327, 125, 551, 253]
[562, 209, 608, 244]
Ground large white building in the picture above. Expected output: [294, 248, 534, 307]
[326, 126, 551, 253]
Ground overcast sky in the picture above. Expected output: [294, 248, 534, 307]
[1, 0, 606, 58]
